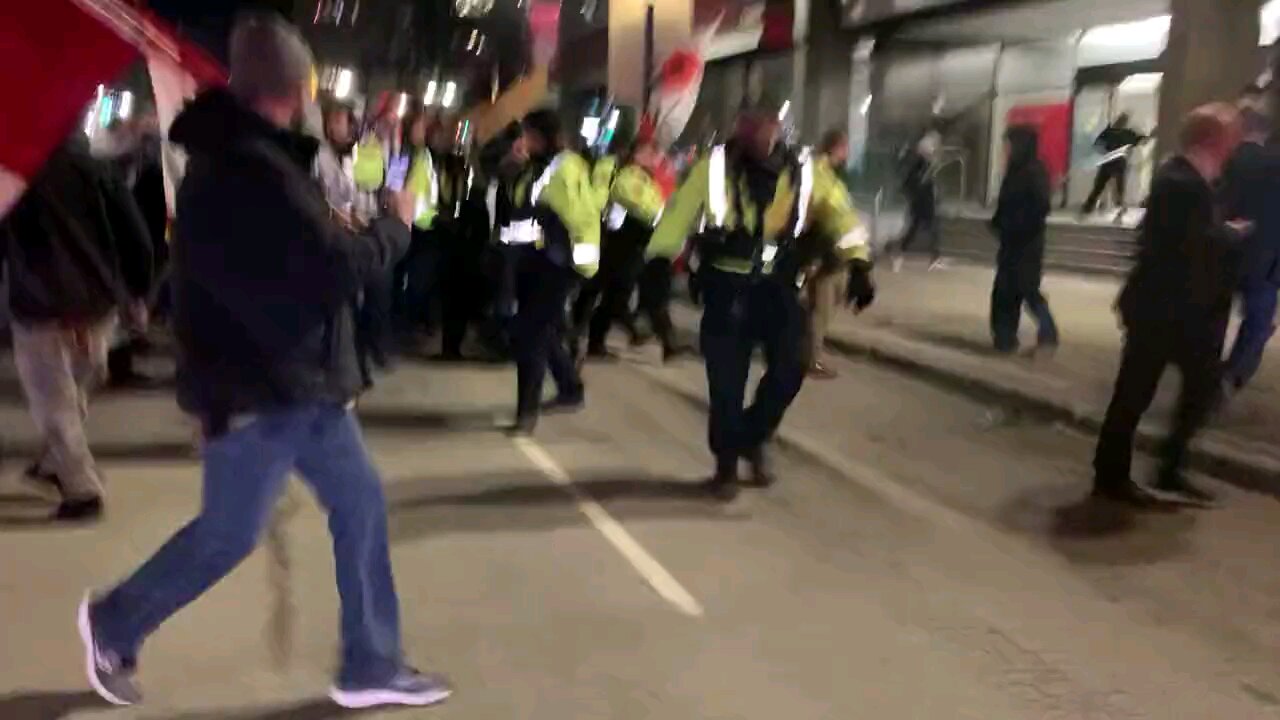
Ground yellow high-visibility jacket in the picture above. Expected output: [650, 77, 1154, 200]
[649, 146, 869, 273]
[502, 151, 602, 277]
[606, 163, 665, 229]
[352, 136, 385, 192]
[405, 149, 438, 230]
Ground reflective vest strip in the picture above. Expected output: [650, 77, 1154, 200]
[793, 152, 814, 236]
[707, 145, 727, 227]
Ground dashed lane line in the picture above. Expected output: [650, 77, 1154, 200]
[512, 436, 705, 618]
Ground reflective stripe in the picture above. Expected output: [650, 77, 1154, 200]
[530, 152, 568, 205]
[837, 226, 869, 249]
[651, 205, 664, 227]
[500, 219, 542, 245]
[793, 153, 814, 236]
[573, 243, 600, 267]
[605, 203, 628, 230]
[707, 145, 727, 227]
[485, 181, 498, 232]
[761, 243, 778, 264]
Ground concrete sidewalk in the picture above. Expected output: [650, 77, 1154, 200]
[822, 260, 1280, 489]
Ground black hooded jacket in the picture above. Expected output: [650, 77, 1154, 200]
[1, 136, 154, 324]
[168, 89, 410, 421]
[991, 126, 1051, 263]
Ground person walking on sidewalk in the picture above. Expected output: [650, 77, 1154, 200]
[1, 133, 154, 521]
[76, 17, 451, 710]
[989, 125, 1058, 355]
[1220, 105, 1280, 397]
[891, 128, 943, 271]
[1092, 103, 1245, 507]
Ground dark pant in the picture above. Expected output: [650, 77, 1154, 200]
[1083, 160, 1127, 214]
[990, 254, 1058, 352]
[1225, 277, 1278, 388]
[440, 246, 486, 357]
[586, 244, 644, 351]
[699, 269, 808, 471]
[512, 250, 583, 420]
[894, 212, 941, 262]
[1093, 326, 1223, 487]
[636, 258, 677, 351]
[393, 230, 440, 333]
[91, 403, 403, 685]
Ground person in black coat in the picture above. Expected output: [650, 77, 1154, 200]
[1220, 106, 1280, 394]
[1081, 112, 1147, 218]
[1093, 103, 1245, 507]
[990, 125, 1058, 354]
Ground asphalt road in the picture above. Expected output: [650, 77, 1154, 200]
[1, 337, 1279, 719]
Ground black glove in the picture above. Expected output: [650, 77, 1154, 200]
[846, 258, 876, 312]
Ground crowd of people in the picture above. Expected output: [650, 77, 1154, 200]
[0, 8, 1274, 713]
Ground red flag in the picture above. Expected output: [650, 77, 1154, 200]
[0, 0, 226, 219]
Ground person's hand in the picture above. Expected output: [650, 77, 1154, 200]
[389, 186, 417, 227]
[846, 259, 876, 313]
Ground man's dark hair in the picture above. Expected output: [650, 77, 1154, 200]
[522, 109, 564, 151]
[819, 128, 848, 155]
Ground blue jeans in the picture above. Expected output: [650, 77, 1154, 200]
[1225, 277, 1278, 387]
[92, 403, 402, 685]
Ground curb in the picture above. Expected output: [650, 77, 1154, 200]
[823, 330, 1280, 499]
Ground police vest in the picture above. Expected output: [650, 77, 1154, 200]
[697, 144, 815, 274]
[497, 154, 573, 262]
[603, 166, 664, 247]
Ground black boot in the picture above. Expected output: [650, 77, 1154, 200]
[702, 458, 740, 501]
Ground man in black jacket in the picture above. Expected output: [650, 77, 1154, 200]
[1081, 112, 1147, 219]
[1093, 104, 1244, 507]
[1, 134, 154, 521]
[990, 125, 1058, 354]
[76, 16, 451, 711]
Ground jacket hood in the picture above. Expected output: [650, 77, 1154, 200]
[169, 88, 319, 168]
[1005, 125, 1040, 172]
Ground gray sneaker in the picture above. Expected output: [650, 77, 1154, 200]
[329, 668, 452, 709]
[77, 593, 141, 706]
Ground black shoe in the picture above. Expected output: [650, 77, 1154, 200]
[506, 417, 537, 437]
[585, 347, 620, 363]
[23, 463, 63, 493]
[1090, 481, 1162, 508]
[542, 394, 585, 415]
[744, 448, 777, 488]
[56, 496, 104, 522]
[661, 344, 693, 363]
[1153, 477, 1218, 506]
[106, 370, 161, 391]
[702, 472, 740, 502]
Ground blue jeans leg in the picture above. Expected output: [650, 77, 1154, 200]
[1226, 280, 1278, 386]
[92, 411, 298, 660]
[294, 406, 403, 686]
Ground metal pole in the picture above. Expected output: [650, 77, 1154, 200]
[643, 2, 655, 111]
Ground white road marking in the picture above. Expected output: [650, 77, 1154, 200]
[513, 436, 705, 617]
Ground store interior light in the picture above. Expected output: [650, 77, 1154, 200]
[424, 80, 438, 105]
[441, 81, 457, 108]
[859, 94, 873, 117]
[333, 68, 353, 99]
[1082, 15, 1170, 48]
[1117, 72, 1162, 94]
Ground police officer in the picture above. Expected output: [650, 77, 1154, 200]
[648, 105, 874, 499]
[579, 138, 670, 359]
[431, 117, 486, 360]
[498, 110, 601, 434]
